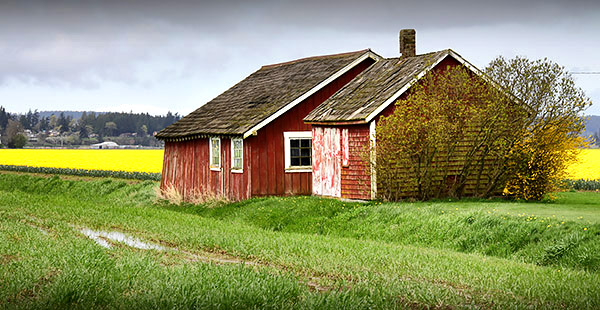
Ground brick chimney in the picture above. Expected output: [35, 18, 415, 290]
[399, 29, 416, 58]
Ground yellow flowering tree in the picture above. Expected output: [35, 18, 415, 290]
[487, 56, 591, 200]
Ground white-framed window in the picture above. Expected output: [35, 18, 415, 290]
[284, 131, 312, 172]
[210, 137, 221, 171]
[231, 138, 243, 173]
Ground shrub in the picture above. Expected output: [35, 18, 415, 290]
[8, 133, 27, 148]
[375, 63, 525, 200]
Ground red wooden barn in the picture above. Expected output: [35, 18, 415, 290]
[155, 49, 380, 200]
[157, 29, 490, 201]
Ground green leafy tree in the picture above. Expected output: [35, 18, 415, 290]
[57, 112, 72, 133]
[0, 106, 9, 130]
[49, 115, 58, 130]
[9, 133, 27, 148]
[104, 121, 117, 136]
[1, 119, 27, 148]
[137, 124, 148, 137]
[375, 64, 526, 200]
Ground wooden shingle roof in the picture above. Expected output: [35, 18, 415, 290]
[304, 49, 452, 123]
[156, 49, 378, 141]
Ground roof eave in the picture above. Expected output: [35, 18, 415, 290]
[157, 132, 245, 142]
[304, 119, 368, 126]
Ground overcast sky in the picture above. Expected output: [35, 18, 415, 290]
[0, 0, 599, 116]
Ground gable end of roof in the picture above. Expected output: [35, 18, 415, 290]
[241, 50, 381, 138]
[304, 49, 488, 124]
[155, 49, 381, 141]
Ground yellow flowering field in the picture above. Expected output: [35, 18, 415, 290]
[0, 148, 597, 179]
[566, 149, 600, 180]
[0, 149, 164, 173]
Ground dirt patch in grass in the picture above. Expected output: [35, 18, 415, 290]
[10, 268, 61, 303]
[0, 254, 19, 265]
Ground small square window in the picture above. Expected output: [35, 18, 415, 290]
[289, 138, 311, 168]
[284, 131, 312, 172]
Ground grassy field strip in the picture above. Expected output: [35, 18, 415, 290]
[0, 211, 541, 309]
[1, 176, 599, 309]
[1, 210, 363, 296]
[2, 210, 480, 309]
[183, 193, 600, 272]
[4, 184, 600, 308]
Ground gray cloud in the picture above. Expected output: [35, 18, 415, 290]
[0, 0, 598, 87]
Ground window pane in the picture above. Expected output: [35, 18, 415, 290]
[232, 138, 242, 169]
[211, 138, 220, 166]
[301, 157, 311, 166]
[288, 136, 312, 167]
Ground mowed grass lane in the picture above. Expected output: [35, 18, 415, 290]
[0, 174, 599, 309]
[0, 149, 163, 173]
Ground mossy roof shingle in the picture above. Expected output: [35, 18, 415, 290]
[304, 50, 450, 123]
[156, 49, 373, 140]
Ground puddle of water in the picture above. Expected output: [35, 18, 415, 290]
[80, 228, 164, 251]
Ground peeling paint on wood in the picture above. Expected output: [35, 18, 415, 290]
[312, 127, 341, 197]
[370, 121, 377, 200]
[341, 128, 349, 167]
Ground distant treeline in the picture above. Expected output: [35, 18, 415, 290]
[38, 111, 93, 120]
[0, 106, 180, 147]
[77, 111, 180, 137]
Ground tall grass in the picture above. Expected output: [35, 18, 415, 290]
[173, 195, 600, 272]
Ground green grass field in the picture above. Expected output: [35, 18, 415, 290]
[0, 173, 599, 309]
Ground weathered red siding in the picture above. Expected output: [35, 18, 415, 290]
[340, 125, 371, 199]
[161, 138, 251, 201]
[161, 57, 375, 200]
